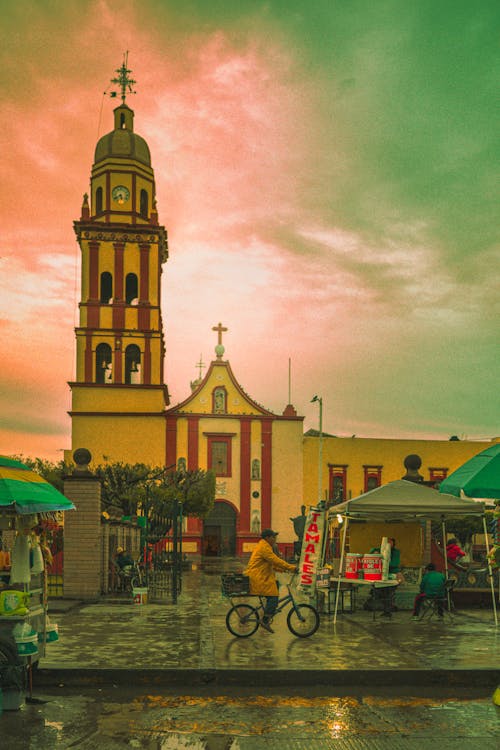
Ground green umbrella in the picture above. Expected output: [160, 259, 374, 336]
[0, 455, 75, 514]
[439, 444, 500, 500]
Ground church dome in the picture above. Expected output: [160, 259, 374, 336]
[94, 104, 151, 166]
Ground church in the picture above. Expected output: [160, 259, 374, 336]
[67, 62, 497, 558]
[67, 60, 304, 557]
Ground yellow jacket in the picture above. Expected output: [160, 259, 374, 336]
[244, 539, 296, 596]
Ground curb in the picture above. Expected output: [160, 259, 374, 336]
[35, 667, 500, 689]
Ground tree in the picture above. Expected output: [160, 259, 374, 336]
[12, 455, 66, 492]
[431, 516, 486, 546]
[138, 468, 216, 541]
[12, 457, 215, 535]
[93, 462, 152, 516]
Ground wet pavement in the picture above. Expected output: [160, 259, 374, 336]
[35, 559, 500, 688]
[1, 685, 499, 749]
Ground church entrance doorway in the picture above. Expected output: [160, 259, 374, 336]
[202, 501, 237, 556]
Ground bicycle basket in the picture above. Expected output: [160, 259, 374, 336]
[221, 573, 250, 596]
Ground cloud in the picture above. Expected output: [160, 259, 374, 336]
[0, 1, 498, 460]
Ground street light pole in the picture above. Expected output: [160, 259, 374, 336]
[311, 396, 323, 507]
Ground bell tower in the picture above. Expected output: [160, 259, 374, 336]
[69, 57, 170, 466]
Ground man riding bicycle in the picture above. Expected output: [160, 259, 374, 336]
[244, 529, 297, 633]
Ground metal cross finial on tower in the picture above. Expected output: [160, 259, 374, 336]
[110, 51, 136, 103]
[196, 354, 205, 380]
[212, 322, 228, 359]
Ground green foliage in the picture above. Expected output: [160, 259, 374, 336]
[93, 462, 151, 516]
[12, 455, 66, 492]
[14, 457, 216, 536]
[431, 512, 493, 545]
[167, 468, 216, 518]
[146, 468, 216, 540]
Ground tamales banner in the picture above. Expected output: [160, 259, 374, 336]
[297, 506, 326, 594]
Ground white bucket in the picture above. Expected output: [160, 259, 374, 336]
[362, 553, 383, 581]
[132, 587, 148, 605]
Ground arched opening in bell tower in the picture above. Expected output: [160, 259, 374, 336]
[125, 273, 138, 304]
[95, 187, 103, 214]
[96, 343, 112, 384]
[100, 272, 113, 303]
[125, 344, 141, 384]
[140, 189, 148, 219]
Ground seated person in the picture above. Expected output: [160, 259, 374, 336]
[367, 538, 401, 617]
[412, 563, 446, 619]
[446, 538, 466, 563]
[369, 537, 401, 576]
[114, 546, 134, 571]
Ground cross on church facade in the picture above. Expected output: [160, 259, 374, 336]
[212, 322, 228, 346]
[212, 322, 228, 359]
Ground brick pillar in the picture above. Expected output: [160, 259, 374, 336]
[63, 472, 102, 600]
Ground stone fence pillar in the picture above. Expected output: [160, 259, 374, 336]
[63, 450, 102, 599]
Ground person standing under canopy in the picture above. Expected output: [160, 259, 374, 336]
[244, 529, 296, 633]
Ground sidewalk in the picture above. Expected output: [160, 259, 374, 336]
[36, 560, 500, 688]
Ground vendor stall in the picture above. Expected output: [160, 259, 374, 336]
[327, 479, 496, 625]
[0, 455, 75, 708]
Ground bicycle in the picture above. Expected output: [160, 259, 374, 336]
[223, 573, 320, 638]
[115, 560, 145, 593]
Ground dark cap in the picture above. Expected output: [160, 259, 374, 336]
[262, 529, 278, 538]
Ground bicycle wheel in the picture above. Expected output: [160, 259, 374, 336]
[287, 604, 320, 637]
[226, 603, 259, 637]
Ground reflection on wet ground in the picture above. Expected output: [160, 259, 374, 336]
[38, 558, 500, 684]
[1, 685, 499, 750]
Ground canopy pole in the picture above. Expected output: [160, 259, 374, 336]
[333, 515, 349, 625]
[482, 515, 498, 627]
[441, 518, 450, 610]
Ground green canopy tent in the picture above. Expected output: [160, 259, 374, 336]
[328, 479, 496, 625]
[0, 456, 75, 515]
[439, 444, 500, 501]
[439, 444, 500, 608]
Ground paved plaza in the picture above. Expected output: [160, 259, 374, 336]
[37, 560, 500, 689]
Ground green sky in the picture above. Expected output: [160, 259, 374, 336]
[0, 0, 498, 459]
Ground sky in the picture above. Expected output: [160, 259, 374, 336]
[0, 0, 498, 462]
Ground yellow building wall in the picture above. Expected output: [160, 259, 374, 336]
[198, 416, 241, 509]
[250, 420, 262, 518]
[303, 436, 495, 502]
[71, 414, 166, 466]
[175, 418, 188, 462]
[71, 385, 166, 413]
[99, 242, 115, 272]
[271, 420, 304, 544]
[184, 364, 263, 416]
[123, 251, 141, 278]
[347, 521, 423, 568]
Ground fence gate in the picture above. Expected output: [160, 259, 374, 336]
[148, 499, 183, 604]
[46, 521, 64, 597]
